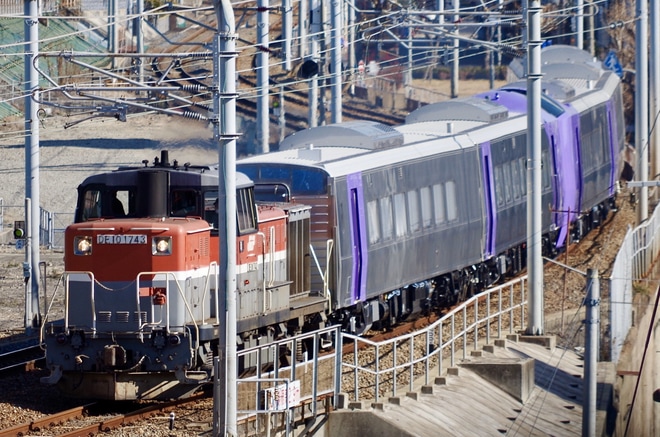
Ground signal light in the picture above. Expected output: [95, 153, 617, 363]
[13, 221, 25, 239]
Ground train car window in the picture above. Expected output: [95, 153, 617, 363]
[542, 151, 551, 189]
[407, 190, 421, 233]
[367, 200, 380, 244]
[240, 164, 327, 196]
[519, 158, 527, 196]
[393, 193, 407, 237]
[260, 166, 289, 180]
[511, 160, 521, 199]
[518, 158, 527, 199]
[291, 168, 327, 194]
[379, 197, 393, 241]
[420, 186, 433, 228]
[204, 191, 218, 229]
[81, 189, 102, 221]
[614, 88, 625, 146]
[432, 184, 446, 224]
[171, 190, 197, 217]
[237, 187, 257, 234]
[597, 106, 609, 159]
[494, 167, 504, 207]
[503, 164, 513, 204]
[446, 181, 458, 221]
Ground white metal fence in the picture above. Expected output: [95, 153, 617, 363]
[609, 201, 660, 363]
[233, 277, 528, 435]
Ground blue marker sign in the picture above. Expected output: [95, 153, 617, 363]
[604, 50, 624, 78]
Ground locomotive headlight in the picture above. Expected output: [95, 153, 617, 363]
[152, 236, 172, 255]
[74, 236, 92, 255]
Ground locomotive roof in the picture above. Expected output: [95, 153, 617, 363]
[80, 152, 253, 189]
[278, 120, 403, 151]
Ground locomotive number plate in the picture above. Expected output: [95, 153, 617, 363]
[97, 234, 147, 244]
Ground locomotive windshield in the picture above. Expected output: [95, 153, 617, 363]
[78, 187, 134, 222]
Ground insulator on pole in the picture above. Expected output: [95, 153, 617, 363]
[180, 110, 207, 121]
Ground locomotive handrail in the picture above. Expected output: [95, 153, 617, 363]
[256, 231, 268, 314]
[136, 272, 200, 344]
[62, 271, 97, 334]
[199, 261, 219, 324]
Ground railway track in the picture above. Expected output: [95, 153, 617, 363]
[0, 393, 209, 437]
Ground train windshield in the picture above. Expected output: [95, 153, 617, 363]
[238, 164, 328, 196]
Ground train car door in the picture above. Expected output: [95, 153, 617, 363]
[347, 173, 367, 303]
[480, 142, 496, 258]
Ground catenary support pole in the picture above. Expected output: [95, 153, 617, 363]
[282, 0, 292, 72]
[330, 0, 342, 123]
[576, 0, 584, 49]
[348, 0, 356, 95]
[636, 0, 649, 223]
[212, 0, 239, 434]
[24, 0, 41, 333]
[136, 0, 144, 83]
[526, 0, 544, 335]
[651, 0, 660, 199]
[307, 0, 320, 127]
[450, 0, 459, 98]
[257, 0, 270, 153]
[582, 268, 600, 437]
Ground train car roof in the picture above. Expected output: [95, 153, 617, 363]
[395, 119, 488, 138]
[462, 116, 529, 144]
[405, 96, 509, 124]
[240, 146, 368, 168]
[509, 44, 613, 98]
[565, 71, 621, 113]
[503, 80, 577, 102]
[241, 128, 475, 178]
[278, 120, 403, 151]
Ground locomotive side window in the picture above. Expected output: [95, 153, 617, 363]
[204, 191, 218, 229]
[171, 190, 197, 216]
[237, 187, 257, 234]
[112, 190, 129, 217]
